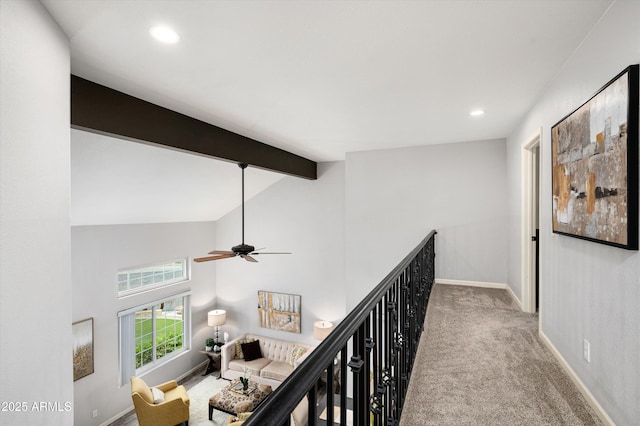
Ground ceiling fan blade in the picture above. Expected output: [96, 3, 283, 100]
[208, 250, 234, 255]
[194, 253, 236, 263]
[241, 254, 258, 263]
[250, 252, 292, 255]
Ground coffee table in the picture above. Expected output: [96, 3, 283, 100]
[208, 379, 272, 419]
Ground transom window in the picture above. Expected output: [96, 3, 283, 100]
[117, 259, 188, 297]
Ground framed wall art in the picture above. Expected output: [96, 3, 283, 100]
[72, 317, 94, 381]
[551, 64, 639, 250]
[257, 290, 301, 334]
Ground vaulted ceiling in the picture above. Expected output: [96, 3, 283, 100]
[41, 0, 613, 225]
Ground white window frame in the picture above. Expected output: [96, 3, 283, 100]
[118, 291, 192, 386]
[117, 258, 190, 298]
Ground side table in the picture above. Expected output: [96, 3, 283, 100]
[200, 350, 221, 377]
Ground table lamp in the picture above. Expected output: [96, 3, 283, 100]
[313, 320, 334, 340]
[208, 309, 227, 352]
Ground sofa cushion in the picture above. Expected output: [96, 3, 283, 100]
[257, 337, 293, 363]
[228, 357, 272, 377]
[260, 360, 294, 382]
[241, 340, 262, 361]
[228, 412, 252, 425]
[292, 396, 309, 426]
[235, 337, 255, 359]
[222, 334, 315, 387]
[288, 344, 307, 367]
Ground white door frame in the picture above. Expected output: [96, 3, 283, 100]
[521, 128, 541, 314]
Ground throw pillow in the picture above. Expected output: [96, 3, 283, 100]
[235, 337, 255, 359]
[237, 412, 252, 421]
[241, 340, 262, 361]
[289, 344, 307, 367]
[150, 387, 165, 404]
[228, 412, 252, 426]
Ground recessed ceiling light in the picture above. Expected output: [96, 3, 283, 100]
[470, 109, 485, 117]
[150, 25, 180, 44]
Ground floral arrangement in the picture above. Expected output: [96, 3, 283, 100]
[240, 367, 252, 389]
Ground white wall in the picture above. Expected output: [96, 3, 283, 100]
[71, 222, 217, 425]
[506, 1, 640, 423]
[345, 139, 508, 307]
[0, 1, 73, 425]
[215, 162, 346, 343]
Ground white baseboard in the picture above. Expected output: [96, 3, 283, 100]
[176, 359, 209, 382]
[100, 406, 135, 426]
[505, 284, 522, 310]
[538, 331, 615, 426]
[435, 278, 523, 310]
[436, 278, 507, 289]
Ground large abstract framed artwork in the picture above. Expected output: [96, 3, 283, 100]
[552, 65, 639, 250]
[258, 290, 301, 333]
[73, 317, 94, 381]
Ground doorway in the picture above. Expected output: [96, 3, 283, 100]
[521, 129, 541, 314]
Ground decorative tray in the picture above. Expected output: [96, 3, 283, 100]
[230, 380, 256, 395]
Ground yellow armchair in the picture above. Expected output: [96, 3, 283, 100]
[130, 376, 190, 426]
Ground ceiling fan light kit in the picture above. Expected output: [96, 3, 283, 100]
[194, 163, 290, 263]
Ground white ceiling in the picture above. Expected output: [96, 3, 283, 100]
[41, 0, 613, 225]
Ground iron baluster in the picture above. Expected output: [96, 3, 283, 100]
[243, 231, 436, 426]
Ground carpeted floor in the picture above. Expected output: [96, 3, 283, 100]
[187, 375, 232, 425]
[399, 284, 603, 426]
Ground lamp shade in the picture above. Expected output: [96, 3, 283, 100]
[208, 309, 226, 327]
[313, 320, 334, 340]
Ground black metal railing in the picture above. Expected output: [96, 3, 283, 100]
[244, 230, 436, 426]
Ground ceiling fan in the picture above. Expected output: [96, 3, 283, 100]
[194, 163, 291, 263]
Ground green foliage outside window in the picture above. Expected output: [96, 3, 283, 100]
[135, 317, 184, 368]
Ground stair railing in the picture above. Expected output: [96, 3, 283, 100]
[244, 230, 436, 426]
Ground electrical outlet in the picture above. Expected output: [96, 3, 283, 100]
[583, 339, 591, 363]
[92, 409, 98, 418]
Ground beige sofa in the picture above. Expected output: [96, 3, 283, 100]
[220, 333, 314, 390]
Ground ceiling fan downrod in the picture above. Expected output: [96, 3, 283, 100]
[193, 161, 290, 263]
[232, 163, 255, 254]
[240, 162, 247, 245]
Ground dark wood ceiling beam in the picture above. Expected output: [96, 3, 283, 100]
[70, 75, 317, 180]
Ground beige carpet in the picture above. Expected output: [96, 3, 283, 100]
[186, 375, 231, 426]
[400, 284, 603, 426]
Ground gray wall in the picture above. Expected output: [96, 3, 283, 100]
[71, 222, 217, 425]
[345, 139, 508, 307]
[0, 1, 73, 425]
[506, 1, 640, 423]
[215, 162, 346, 343]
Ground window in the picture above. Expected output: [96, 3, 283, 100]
[117, 259, 188, 297]
[119, 292, 191, 386]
